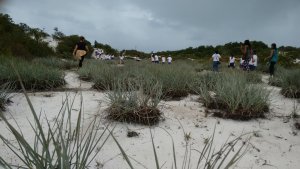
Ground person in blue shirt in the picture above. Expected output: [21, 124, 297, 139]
[267, 43, 278, 77]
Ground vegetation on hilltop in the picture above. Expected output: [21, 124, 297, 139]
[0, 14, 54, 58]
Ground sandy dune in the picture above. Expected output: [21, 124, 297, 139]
[0, 71, 299, 169]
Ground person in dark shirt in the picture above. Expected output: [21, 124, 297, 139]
[73, 36, 89, 68]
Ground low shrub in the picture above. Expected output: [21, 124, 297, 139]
[195, 71, 270, 120]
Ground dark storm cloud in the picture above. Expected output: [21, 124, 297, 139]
[2, 0, 300, 52]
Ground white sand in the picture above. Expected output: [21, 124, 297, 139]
[0, 72, 299, 169]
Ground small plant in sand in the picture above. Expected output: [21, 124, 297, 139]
[0, 71, 110, 169]
[195, 71, 270, 120]
[106, 79, 162, 125]
[0, 83, 12, 112]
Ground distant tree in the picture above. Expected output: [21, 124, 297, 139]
[52, 27, 65, 41]
[29, 28, 49, 43]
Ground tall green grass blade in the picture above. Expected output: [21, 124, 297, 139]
[150, 129, 160, 169]
[109, 127, 135, 169]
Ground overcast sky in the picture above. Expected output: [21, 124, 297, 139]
[1, 0, 300, 52]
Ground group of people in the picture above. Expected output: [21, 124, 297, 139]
[212, 40, 279, 76]
[73, 37, 279, 77]
[227, 50, 258, 70]
[150, 53, 172, 64]
[93, 48, 116, 60]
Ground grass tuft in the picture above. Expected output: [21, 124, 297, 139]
[194, 71, 269, 120]
[106, 79, 162, 125]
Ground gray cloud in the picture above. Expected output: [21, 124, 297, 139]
[2, 0, 300, 52]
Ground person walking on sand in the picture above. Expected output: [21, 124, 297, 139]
[228, 54, 235, 68]
[212, 51, 221, 72]
[249, 50, 258, 71]
[267, 43, 278, 77]
[73, 36, 89, 68]
[240, 40, 252, 71]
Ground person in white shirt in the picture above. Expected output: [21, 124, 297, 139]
[167, 55, 172, 64]
[150, 52, 155, 63]
[212, 51, 221, 71]
[228, 54, 235, 68]
[239, 57, 244, 69]
[154, 54, 159, 64]
[161, 56, 166, 64]
[249, 50, 258, 71]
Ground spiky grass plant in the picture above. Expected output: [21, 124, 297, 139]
[280, 69, 300, 98]
[0, 57, 65, 90]
[106, 79, 162, 125]
[195, 71, 270, 120]
[0, 68, 111, 169]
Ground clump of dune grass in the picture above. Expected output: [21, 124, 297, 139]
[195, 71, 269, 120]
[281, 69, 300, 98]
[106, 79, 162, 125]
[148, 62, 197, 99]
[0, 56, 65, 90]
[268, 66, 287, 87]
[0, 83, 12, 112]
[0, 70, 110, 169]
